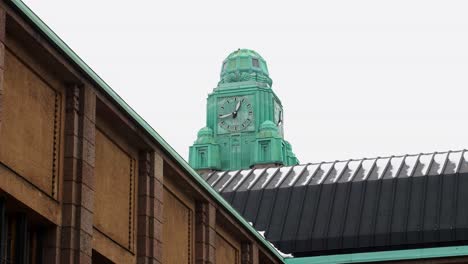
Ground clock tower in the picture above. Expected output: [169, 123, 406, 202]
[189, 49, 298, 171]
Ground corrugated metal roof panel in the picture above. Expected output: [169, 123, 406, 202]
[206, 150, 468, 256]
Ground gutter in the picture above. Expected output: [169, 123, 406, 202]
[285, 245, 468, 264]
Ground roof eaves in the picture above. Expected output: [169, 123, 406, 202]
[7, 0, 285, 262]
[284, 245, 468, 264]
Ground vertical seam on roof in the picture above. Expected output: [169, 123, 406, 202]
[204, 171, 216, 182]
[318, 162, 335, 185]
[402, 158, 415, 244]
[219, 170, 241, 192]
[261, 167, 281, 189]
[211, 170, 228, 188]
[276, 166, 294, 188]
[386, 170, 399, 246]
[363, 159, 377, 181]
[451, 163, 460, 240]
[291, 163, 321, 251]
[290, 165, 308, 187]
[435, 161, 443, 241]
[323, 160, 351, 248]
[264, 167, 294, 240]
[337, 170, 353, 249]
[323, 182, 339, 248]
[375, 158, 391, 181]
[240, 168, 266, 218]
[373, 156, 394, 246]
[348, 160, 363, 182]
[409, 154, 422, 178]
[418, 156, 430, 243]
[229, 169, 255, 212]
[231, 169, 253, 192]
[246, 168, 266, 191]
[252, 168, 281, 228]
[241, 168, 266, 216]
[440, 151, 450, 175]
[306, 179, 325, 249]
[304, 162, 321, 185]
[455, 150, 465, 173]
[291, 187, 307, 251]
[395, 155, 407, 178]
[278, 183, 298, 245]
[380, 156, 393, 178]
[424, 153, 436, 176]
[333, 160, 350, 183]
[278, 165, 310, 243]
[276, 178, 297, 245]
[369, 166, 383, 247]
[378, 157, 392, 180]
[354, 169, 368, 248]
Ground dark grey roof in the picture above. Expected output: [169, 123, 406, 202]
[203, 150, 468, 256]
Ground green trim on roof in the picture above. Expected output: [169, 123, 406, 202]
[285, 245, 468, 264]
[7, 0, 285, 262]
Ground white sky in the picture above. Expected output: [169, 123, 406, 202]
[23, 0, 468, 163]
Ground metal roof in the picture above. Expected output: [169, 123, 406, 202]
[8, 0, 285, 261]
[204, 150, 468, 256]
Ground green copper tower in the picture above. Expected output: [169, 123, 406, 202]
[189, 49, 298, 171]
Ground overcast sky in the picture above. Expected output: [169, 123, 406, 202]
[23, 0, 468, 163]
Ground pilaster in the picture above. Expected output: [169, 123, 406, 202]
[61, 84, 96, 264]
[137, 151, 164, 264]
[0, 7, 5, 134]
[195, 202, 216, 264]
[153, 152, 164, 263]
[241, 242, 259, 264]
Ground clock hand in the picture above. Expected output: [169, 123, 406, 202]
[235, 101, 241, 112]
[219, 113, 233, 119]
[277, 110, 283, 125]
[232, 101, 242, 118]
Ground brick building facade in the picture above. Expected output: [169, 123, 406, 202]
[0, 1, 283, 263]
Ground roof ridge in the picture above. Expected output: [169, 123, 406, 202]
[214, 149, 467, 172]
[305, 149, 467, 166]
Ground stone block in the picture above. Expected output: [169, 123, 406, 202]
[79, 184, 94, 212]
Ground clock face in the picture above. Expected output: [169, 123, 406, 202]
[274, 101, 284, 135]
[218, 96, 254, 132]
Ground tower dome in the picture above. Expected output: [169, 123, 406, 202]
[219, 49, 272, 86]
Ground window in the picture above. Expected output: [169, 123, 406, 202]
[252, 58, 259, 68]
[198, 147, 208, 168]
[259, 141, 271, 161]
[0, 198, 44, 264]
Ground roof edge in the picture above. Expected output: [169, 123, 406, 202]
[285, 245, 468, 264]
[7, 0, 285, 261]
